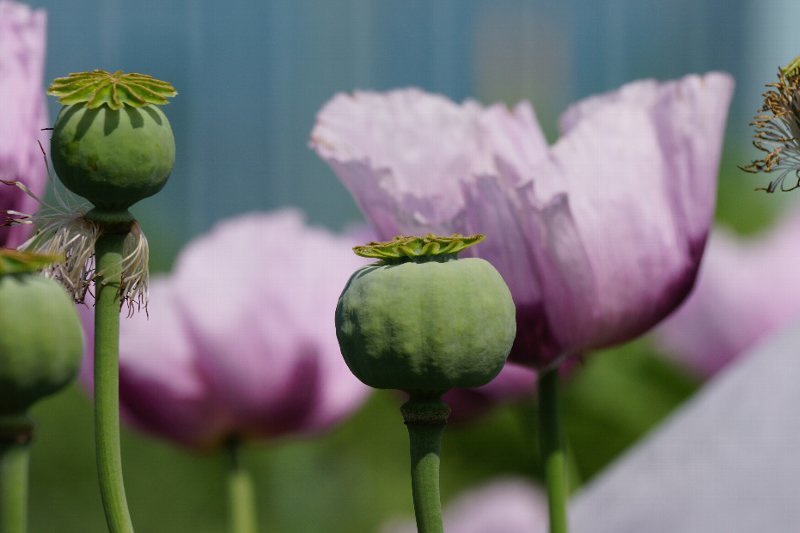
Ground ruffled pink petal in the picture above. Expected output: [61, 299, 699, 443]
[0, 1, 49, 247]
[311, 88, 548, 238]
[511, 73, 734, 361]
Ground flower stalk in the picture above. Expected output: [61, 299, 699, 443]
[539, 367, 568, 533]
[19, 69, 177, 533]
[401, 396, 450, 533]
[94, 228, 134, 533]
[226, 440, 258, 533]
[0, 416, 33, 533]
[0, 251, 82, 533]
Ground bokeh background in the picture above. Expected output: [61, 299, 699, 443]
[19, 0, 798, 531]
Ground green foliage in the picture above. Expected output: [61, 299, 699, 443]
[26, 343, 698, 532]
[717, 142, 784, 234]
[561, 341, 699, 480]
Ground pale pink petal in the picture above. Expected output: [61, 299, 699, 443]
[0, 1, 49, 247]
[77, 281, 230, 449]
[382, 477, 549, 533]
[481, 101, 549, 185]
[510, 73, 734, 361]
[459, 176, 564, 366]
[79, 211, 372, 449]
[171, 209, 370, 438]
[117, 279, 231, 449]
[655, 212, 800, 376]
[311, 88, 548, 238]
[444, 362, 537, 422]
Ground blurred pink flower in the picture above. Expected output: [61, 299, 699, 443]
[81, 210, 372, 450]
[311, 75, 734, 368]
[381, 477, 548, 533]
[655, 213, 800, 377]
[0, 0, 48, 247]
[443, 362, 536, 423]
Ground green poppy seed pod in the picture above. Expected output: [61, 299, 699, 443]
[335, 234, 516, 395]
[51, 103, 175, 210]
[0, 251, 83, 416]
[47, 70, 177, 210]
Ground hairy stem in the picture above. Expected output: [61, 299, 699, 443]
[94, 231, 134, 533]
[0, 416, 32, 533]
[401, 396, 450, 533]
[226, 440, 258, 533]
[539, 367, 569, 533]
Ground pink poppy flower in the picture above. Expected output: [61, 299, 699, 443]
[81, 210, 372, 450]
[443, 361, 537, 423]
[311, 75, 734, 368]
[0, 0, 49, 247]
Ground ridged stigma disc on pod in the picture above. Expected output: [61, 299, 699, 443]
[335, 234, 516, 395]
[47, 70, 177, 210]
[0, 251, 83, 415]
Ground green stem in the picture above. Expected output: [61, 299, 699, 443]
[226, 440, 258, 533]
[94, 231, 134, 533]
[539, 367, 569, 533]
[0, 416, 33, 533]
[401, 396, 450, 533]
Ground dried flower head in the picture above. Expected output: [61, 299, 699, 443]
[1, 178, 150, 314]
[743, 56, 800, 192]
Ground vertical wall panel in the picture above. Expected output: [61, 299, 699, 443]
[22, 0, 751, 263]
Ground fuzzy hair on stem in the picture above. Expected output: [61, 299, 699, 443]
[1, 160, 150, 314]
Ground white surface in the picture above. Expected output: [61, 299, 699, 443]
[571, 320, 800, 532]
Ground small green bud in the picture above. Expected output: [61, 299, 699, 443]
[335, 234, 516, 395]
